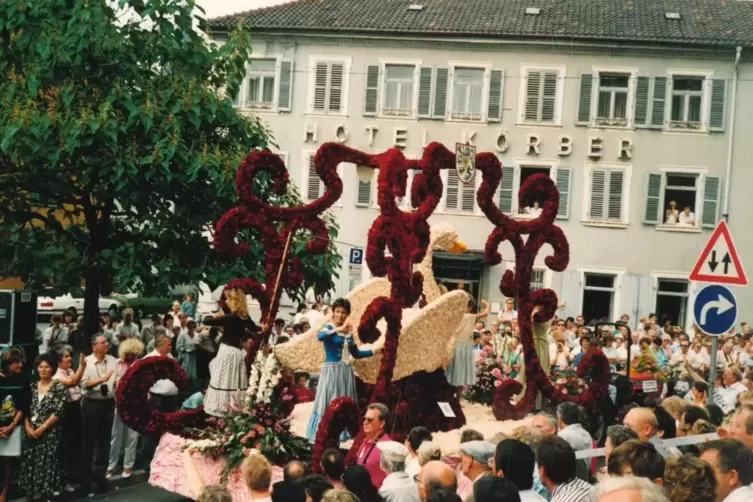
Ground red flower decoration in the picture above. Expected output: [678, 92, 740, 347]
[312, 396, 360, 472]
[115, 356, 205, 435]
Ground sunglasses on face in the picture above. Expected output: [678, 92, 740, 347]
[363, 417, 376, 423]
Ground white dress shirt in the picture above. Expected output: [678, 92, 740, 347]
[145, 350, 179, 396]
[558, 424, 593, 451]
[80, 354, 118, 399]
[520, 489, 548, 502]
[722, 485, 753, 502]
[379, 471, 420, 502]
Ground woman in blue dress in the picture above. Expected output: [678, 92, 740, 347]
[306, 298, 378, 441]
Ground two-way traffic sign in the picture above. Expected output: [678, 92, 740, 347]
[689, 221, 748, 286]
[693, 284, 738, 336]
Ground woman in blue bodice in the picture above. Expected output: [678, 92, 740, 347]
[306, 298, 377, 441]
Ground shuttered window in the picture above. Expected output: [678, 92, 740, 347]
[576, 74, 592, 125]
[247, 59, 277, 109]
[555, 167, 572, 220]
[444, 169, 477, 213]
[596, 73, 629, 125]
[643, 172, 663, 224]
[278, 60, 293, 111]
[417, 67, 434, 118]
[311, 60, 346, 114]
[709, 79, 727, 132]
[363, 65, 380, 116]
[634, 76, 651, 128]
[523, 69, 559, 123]
[451, 67, 484, 121]
[701, 175, 721, 227]
[498, 165, 515, 215]
[433, 68, 449, 119]
[305, 153, 323, 201]
[383, 65, 415, 117]
[669, 76, 704, 129]
[650, 76, 667, 128]
[356, 169, 373, 207]
[487, 70, 504, 122]
[588, 168, 625, 222]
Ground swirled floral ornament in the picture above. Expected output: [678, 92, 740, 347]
[116, 356, 205, 435]
[312, 396, 360, 473]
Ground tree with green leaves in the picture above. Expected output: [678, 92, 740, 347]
[0, 0, 341, 336]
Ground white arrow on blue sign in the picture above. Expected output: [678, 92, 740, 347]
[692, 284, 738, 336]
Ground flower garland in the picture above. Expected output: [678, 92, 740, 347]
[116, 356, 205, 436]
[312, 396, 360, 473]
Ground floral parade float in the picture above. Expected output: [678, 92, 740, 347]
[115, 140, 610, 495]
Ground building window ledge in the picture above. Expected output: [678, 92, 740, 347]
[305, 112, 349, 118]
[582, 220, 629, 229]
[515, 122, 563, 129]
[436, 210, 483, 218]
[655, 224, 702, 233]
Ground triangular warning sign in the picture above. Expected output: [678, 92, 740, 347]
[689, 221, 748, 286]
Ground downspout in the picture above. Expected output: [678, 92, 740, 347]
[722, 46, 742, 222]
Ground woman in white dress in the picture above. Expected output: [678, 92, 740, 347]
[446, 293, 489, 387]
[201, 288, 258, 417]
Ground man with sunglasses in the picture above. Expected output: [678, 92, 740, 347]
[356, 403, 391, 488]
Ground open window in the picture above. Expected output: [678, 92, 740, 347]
[655, 278, 689, 326]
[246, 59, 277, 109]
[517, 166, 550, 216]
[644, 171, 720, 229]
[581, 273, 616, 324]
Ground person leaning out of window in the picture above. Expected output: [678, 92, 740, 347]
[19, 353, 68, 500]
[0, 347, 31, 502]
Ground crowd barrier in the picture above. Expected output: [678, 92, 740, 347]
[574, 432, 720, 460]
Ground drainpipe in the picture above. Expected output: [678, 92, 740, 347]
[722, 46, 742, 222]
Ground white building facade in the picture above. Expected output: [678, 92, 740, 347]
[210, 0, 753, 328]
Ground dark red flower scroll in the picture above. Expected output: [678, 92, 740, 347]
[116, 357, 205, 435]
[475, 152, 610, 410]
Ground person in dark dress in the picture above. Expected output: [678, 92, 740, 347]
[0, 347, 30, 502]
[201, 288, 260, 417]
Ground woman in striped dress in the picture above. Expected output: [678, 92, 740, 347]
[306, 298, 379, 441]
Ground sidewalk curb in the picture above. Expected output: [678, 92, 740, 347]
[10, 470, 148, 501]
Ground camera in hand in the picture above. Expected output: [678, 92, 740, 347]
[100, 384, 109, 397]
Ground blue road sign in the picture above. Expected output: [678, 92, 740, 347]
[349, 248, 364, 265]
[693, 284, 737, 336]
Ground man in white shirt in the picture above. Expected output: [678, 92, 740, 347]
[377, 441, 420, 502]
[497, 298, 518, 324]
[556, 402, 593, 452]
[80, 334, 118, 495]
[715, 367, 747, 415]
[699, 439, 753, 502]
[678, 206, 696, 226]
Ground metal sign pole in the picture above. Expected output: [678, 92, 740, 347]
[708, 336, 718, 405]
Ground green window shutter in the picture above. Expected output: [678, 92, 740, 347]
[417, 67, 434, 118]
[576, 74, 592, 125]
[498, 165, 515, 214]
[487, 70, 504, 122]
[306, 154, 323, 201]
[607, 170, 624, 221]
[589, 169, 606, 220]
[524, 71, 541, 121]
[328, 63, 344, 112]
[634, 76, 650, 128]
[709, 79, 727, 132]
[650, 77, 667, 129]
[313, 62, 328, 111]
[555, 167, 571, 220]
[701, 175, 721, 228]
[432, 68, 448, 119]
[363, 65, 380, 116]
[643, 172, 663, 224]
[357, 174, 372, 207]
[278, 60, 294, 111]
[541, 72, 558, 122]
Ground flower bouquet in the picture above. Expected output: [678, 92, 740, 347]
[464, 346, 510, 406]
[551, 368, 588, 396]
[630, 352, 666, 382]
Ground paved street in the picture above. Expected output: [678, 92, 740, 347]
[67, 485, 190, 501]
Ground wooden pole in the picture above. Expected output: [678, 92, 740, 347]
[261, 228, 294, 350]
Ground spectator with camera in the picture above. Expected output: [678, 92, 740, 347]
[80, 333, 118, 496]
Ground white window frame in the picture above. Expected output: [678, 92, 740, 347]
[650, 271, 697, 329]
[242, 55, 283, 112]
[655, 165, 708, 232]
[590, 66, 638, 128]
[378, 58, 422, 119]
[517, 64, 566, 126]
[306, 55, 352, 116]
[665, 69, 714, 132]
[447, 61, 492, 123]
[582, 162, 632, 228]
[438, 166, 483, 215]
[301, 149, 343, 208]
[509, 158, 559, 218]
[576, 266, 626, 322]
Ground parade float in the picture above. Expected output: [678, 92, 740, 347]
[116, 140, 612, 497]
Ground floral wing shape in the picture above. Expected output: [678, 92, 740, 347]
[351, 290, 468, 384]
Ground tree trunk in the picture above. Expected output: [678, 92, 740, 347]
[84, 265, 102, 340]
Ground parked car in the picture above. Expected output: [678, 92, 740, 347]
[109, 293, 174, 320]
[37, 287, 123, 320]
